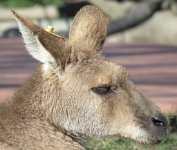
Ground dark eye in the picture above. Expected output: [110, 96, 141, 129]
[91, 86, 112, 95]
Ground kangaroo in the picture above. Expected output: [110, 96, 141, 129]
[0, 5, 168, 150]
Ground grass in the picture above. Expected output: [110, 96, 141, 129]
[0, 0, 64, 8]
[87, 115, 177, 150]
[87, 133, 177, 150]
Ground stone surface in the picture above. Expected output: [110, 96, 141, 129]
[108, 11, 177, 46]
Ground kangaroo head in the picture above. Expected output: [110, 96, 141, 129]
[13, 5, 168, 144]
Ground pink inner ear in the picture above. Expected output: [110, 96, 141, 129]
[68, 5, 109, 52]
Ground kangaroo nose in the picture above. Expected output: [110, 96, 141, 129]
[151, 115, 167, 128]
[150, 114, 169, 140]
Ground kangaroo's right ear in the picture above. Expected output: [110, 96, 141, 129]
[12, 10, 67, 68]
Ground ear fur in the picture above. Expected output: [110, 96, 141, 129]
[12, 10, 67, 68]
[69, 5, 109, 52]
[12, 5, 108, 69]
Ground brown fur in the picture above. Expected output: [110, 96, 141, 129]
[0, 5, 168, 150]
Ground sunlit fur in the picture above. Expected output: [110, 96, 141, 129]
[0, 5, 168, 150]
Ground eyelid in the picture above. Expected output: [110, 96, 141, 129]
[93, 85, 117, 90]
[97, 84, 109, 88]
[93, 84, 111, 90]
[91, 84, 119, 95]
[91, 86, 111, 95]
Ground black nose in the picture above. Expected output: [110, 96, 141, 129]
[151, 115, 167, 128]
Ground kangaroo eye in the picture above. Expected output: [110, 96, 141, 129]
[91, 86, 111, 95]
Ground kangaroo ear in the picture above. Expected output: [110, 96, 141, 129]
[12, 10, 68, 68]
[68, 5, 109, 52]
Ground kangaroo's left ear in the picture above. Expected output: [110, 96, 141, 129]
[12, 10, 69, 69]
[68, 5, 109, 53]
